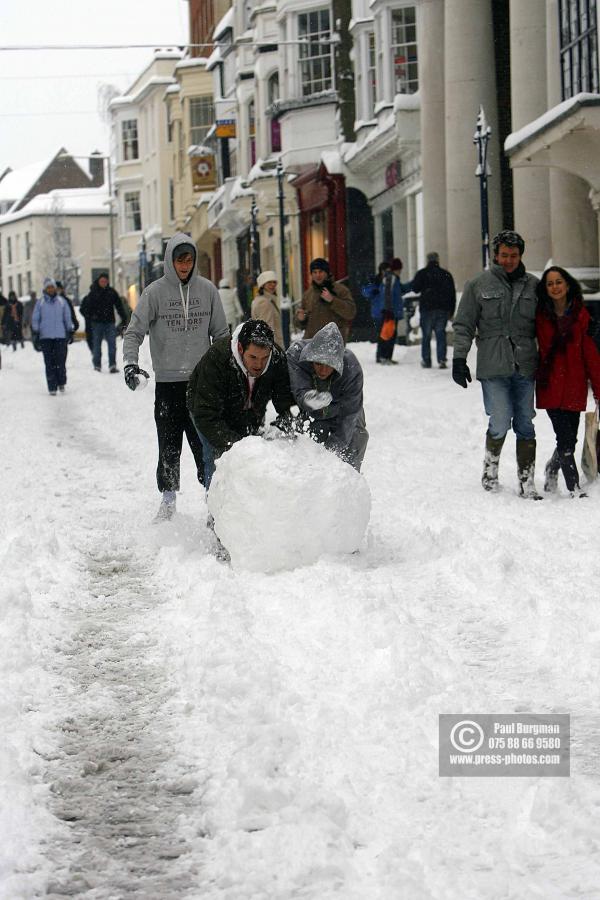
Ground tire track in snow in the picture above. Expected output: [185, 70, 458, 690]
[41, 537, 201, 899]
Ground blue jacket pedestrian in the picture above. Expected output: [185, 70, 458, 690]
[32, 277, 74, 395]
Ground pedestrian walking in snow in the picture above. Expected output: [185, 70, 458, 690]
[22, 290, 36, 341]
[251, 271, 284, 347]
[31, 277, 74, 395]
[79, 286, 94, 354]
[452, 230, 541, 497]
[2, 291, 24, 350]
[295, 258, 356, 344]
[187, 319, 294, 488]
[412, 252, 456, 369]
[287, 322, 369, 471]
[363, 259, 409, 365]
[55, 280, 80, 334]
[218, 278, 244, 332]
[85, 273, 127, 373]
[123, 234, 229, 521]
[535, 266, 600, 498]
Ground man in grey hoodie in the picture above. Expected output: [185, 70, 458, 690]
[286, 322, 369, 471]
[123, 233, 229, 520]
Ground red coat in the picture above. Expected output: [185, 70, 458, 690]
[536, 301, 600, 410]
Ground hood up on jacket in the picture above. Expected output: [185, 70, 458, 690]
[299, 322, 345, 375]
[230, 322, 273, 379]
[163, 233, 198, 287]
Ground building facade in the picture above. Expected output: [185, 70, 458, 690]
[0, 151, 109, 300]
[109, 52, 183, 299]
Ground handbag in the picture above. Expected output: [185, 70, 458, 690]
[581, 402, 600, 482]
[379, 318, 396, 341]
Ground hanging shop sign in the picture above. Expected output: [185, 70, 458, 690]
[190, 153, 217, 191]
[215, 98, 237, 138]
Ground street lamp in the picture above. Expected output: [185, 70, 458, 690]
[276, 159, 289, 299]
[473, 106, 492, 270]
[250, 197, 261, 280]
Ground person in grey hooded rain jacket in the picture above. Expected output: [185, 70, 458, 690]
[286, 322, 369, 470]
[123, 232, 229, 520]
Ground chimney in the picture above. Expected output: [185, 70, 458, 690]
[89, 151, 105, 187]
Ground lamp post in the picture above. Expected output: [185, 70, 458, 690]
[276, 159, 288, 299]
[473, 105, 492, 270]
[250, 197, 261, 280]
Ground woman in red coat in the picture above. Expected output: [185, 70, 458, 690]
[535, 266, 600, 497]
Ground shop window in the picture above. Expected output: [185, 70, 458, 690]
[298, 8, 333, 97]
[391, 7, 418, 94]
[381, 207, 394, 262]
[121, 119, 139, 161]
[559, 0, 599, 99]
[124, 191, 142, 232]
[248, 100, 256, 167]
[190, 96, 214, 146]
[368, 31, 377, 115]
[268, 72, 281, 153]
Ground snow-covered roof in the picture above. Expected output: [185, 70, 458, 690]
[175, 57, 208, 71]
[0, 157, 51, 206]
[0, 187, 109, 225]
[505, 92, 600, 154]
[109, 76, 177, 109]
[213, 6, 234, 41]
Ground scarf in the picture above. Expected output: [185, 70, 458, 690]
[536, 298, 582, 388]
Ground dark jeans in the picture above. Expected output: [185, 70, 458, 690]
[40, 338, 68, 392]
[154, 381, 204, 493]
[420, 308, 448, 365]
[195, 430, 218, 488]
[83, 317, 93, 352]
[547, 409, 581, 490]
[92, 321, 117, 368]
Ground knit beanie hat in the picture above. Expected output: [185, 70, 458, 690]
[173, 242, 196, 261]
[43, 277, 57, 290]
[309, 258, 330, 274]
[257, 271, 277, 290]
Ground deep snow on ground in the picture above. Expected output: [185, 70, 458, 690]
[2, 337, 600, 900]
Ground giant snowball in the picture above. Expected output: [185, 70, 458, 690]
[207, 435, 371, 572]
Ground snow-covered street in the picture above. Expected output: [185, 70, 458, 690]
[2, 337, 600, 899]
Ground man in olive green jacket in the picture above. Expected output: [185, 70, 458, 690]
[452, 230, 541, 498]
[295, 258, 356, 343]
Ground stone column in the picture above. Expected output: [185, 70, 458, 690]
[419, 0, 447, 263]
[444, 0, 503, 287]
[510, 0, 551, 270]
[546, 0, 598, 267]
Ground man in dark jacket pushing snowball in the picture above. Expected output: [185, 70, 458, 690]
[286, 322, 369, 471]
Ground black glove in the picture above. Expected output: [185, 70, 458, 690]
[68, 332, 74, 344]
[452, 358, 472, 389]
[124, 363, 150, 391]
[32, 331, 42, 352]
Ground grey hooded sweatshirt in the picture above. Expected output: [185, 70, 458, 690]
[123, 233, 229, 382]
[286, 322, 364, 451]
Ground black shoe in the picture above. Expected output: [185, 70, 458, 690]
[439, 361, 447, 369]
[421, 361, 432, 369]
[58, 385, 65, 393]
[109, 365, 119, 373]
[94, 365, 101, 372]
